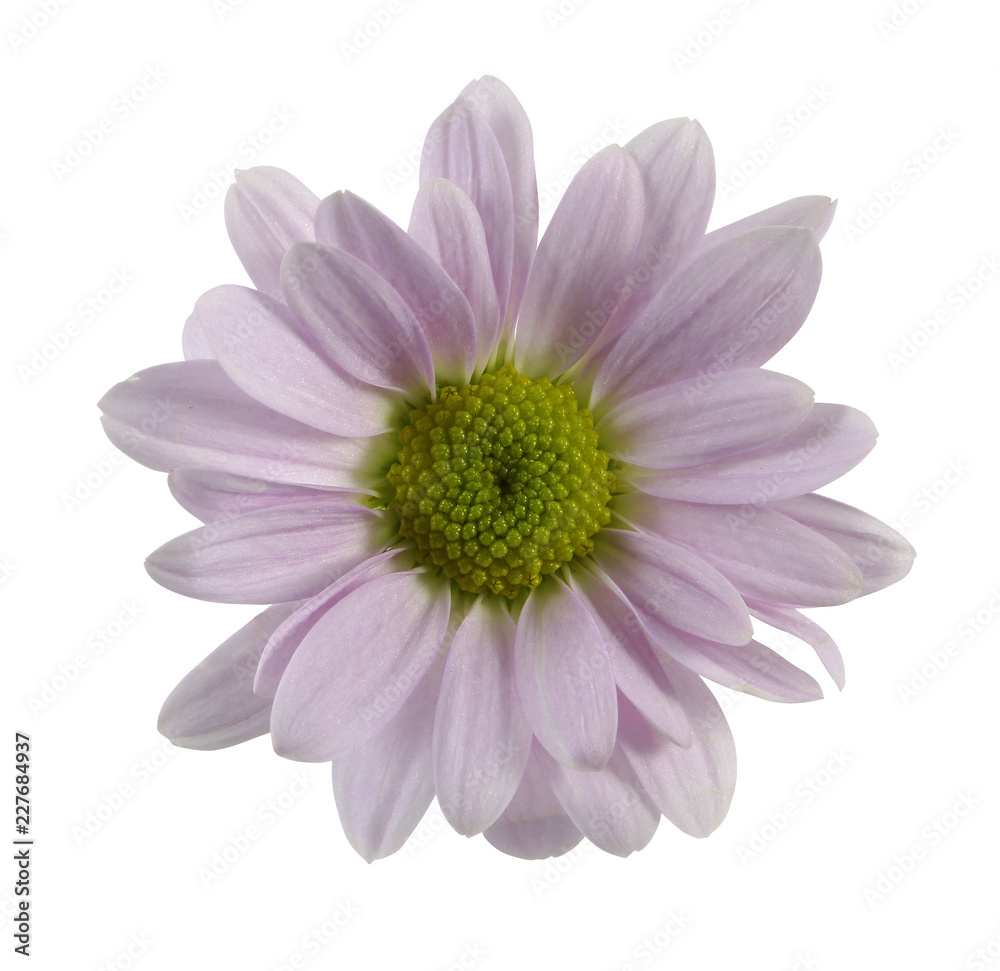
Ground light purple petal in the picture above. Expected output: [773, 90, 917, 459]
[168, 470, 351, 524]
[483, 743, 583, 860]
[254, 550, 407, 698]
[224, 166, 319, 300]
[270, 571, 450, 762]
[698, 196, 837, 255]
[145, 498, 394, 604]
[280, 242, 435, 397]
[627, 403, 878, 503]
[539, 744, 660, 858]
[591, 528, 752, 647]
[409, 177, 502, 372]
[617, 675, 736, 837]
[331, 652, 444, 862]
[195, 284, 401, 436]
[421, 91, 515, 326]
[99, 360, 385, 488]
[157, 602, 302, 750]
[570, 567, 692, 747]
[182, 312, 213, 360]
[772, 494, 915, 596]
[433, 596, 532, 836]
[598, 368, 814, 469]
[512, 146, 643, 376]
[315, 190, 479, 385]
[591, 227, 822, 411]
[616, 493, 864, 607]
[746, 598, 845, 690]
[514, 580, 618, 771]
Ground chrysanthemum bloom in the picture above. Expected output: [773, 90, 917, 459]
[99, 77, 914, 861]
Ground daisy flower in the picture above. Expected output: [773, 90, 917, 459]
[99, 76, 914, 861]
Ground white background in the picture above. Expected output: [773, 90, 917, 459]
[4, 0, 999, 968]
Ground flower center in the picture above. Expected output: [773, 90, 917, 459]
[388, 364, 615, 598]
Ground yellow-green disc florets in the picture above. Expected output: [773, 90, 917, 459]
[388, 365, 615, 598]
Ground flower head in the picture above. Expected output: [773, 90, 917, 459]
[99, 77, 914, 861]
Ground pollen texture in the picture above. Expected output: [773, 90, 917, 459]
[388, 365, 615, 597]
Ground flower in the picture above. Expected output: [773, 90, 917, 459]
[99, 76, 914, 861]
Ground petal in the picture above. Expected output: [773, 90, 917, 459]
[224, 166, 319, 300]
[433, 596, 532, 836]
[591, 528, 752, 647]
[145, 498, 394, 604]
[421, 91, 515, 326]
[331, 652, 444, 862]
[598, 368, 814, 469]
[746, 599, 845, 690]
[182, 312, 213, 360]
[409, 177, 502, 372]
[771, 494, 915, 596]
[539, 744, 660, 857]
[617, 675, 736, 837]
[591, 227, 822, 410]
[512, 146, 644, 376]
[99, 360, 384, 488]
[514, 580, 618, 771]
[280, 242, 435, 397]
[698, 196, 837, 255]
[616, 493, 864, 607]
[483, 743, 583, 860]
[569, 567, 692, 747]
[195, 284, 401, 436]
[157, 602, 302, 750]
[168, 470, 351, 524]
[627, 403, 878, 503]
[315, 191, 479, 385]
[270, 571, 450, 761]
[254, 549, 407, 698]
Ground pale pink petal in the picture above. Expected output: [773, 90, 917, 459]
[254, 550, 407, 698]
[145, 499, 395, 604]
[598, 368, 814, 469]
[617, 674, 736, 837]
[433, 596, 532, 835]
[570, 567, 692, 747]
[315, 191, 479, 385]
[512, 146, 643, 376]
[157, 602, 302, 750]
[772, 494, 915, 596]
[182, 312, 213, 360]
[420, 94, 514, 325]
[331, 652, 444, 862]
[483, 743, 583, 859]
[591, 227, 821, 411]
[409, 177, 502, 372]
[270, 571, 450, 761]
[591, 529, 752, 647]
[616, 493, 864, 607]
[99, 360, 387, 487]
[280, 242, 435, 397]
[539, 744, 660, 857]
[224, 166, 319, 300]
[746, 598, 845, 690]
[627, 403, 878, 503]
[195, 284, 401, 436]
[514, 580, 618, 771]
[698, 196, 837, 255]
